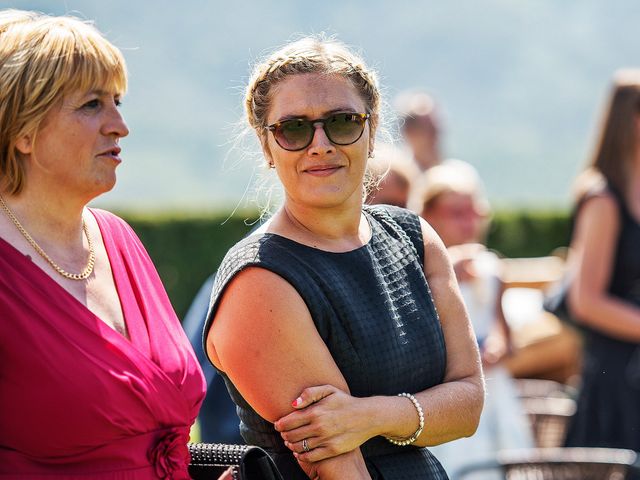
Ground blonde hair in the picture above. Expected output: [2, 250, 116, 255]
[578, 68, 640, 202]
[0, 9, 127, 194]
[245, 36, 381, 137]
[409, 160, 489, 217]
[364, 143, 415, 201]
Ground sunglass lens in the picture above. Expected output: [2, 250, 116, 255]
[275, 119, 313, 150]
[325, 113, 366, 145]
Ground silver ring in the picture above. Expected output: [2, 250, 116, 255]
[302, 438, 310, 453]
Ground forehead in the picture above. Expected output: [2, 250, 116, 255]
[267, 73, 366, 122]
[435, 191, 476, 206]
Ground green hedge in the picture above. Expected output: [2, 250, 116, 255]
[123, 212, 257, 320]
[486, 209, 571, 258]
[121, 208, 571, 320]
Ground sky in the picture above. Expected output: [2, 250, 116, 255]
[4, 0, 640, 211]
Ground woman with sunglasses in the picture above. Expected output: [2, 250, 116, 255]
[205, 37, 484, 479]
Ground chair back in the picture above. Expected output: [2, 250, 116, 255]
[453, 447, 639, 480]
[521, 397, 576, 448]
[514, 379, 577, 400]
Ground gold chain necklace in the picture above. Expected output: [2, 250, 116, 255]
[0, 194, 95, 280]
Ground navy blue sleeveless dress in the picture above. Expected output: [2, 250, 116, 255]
[565, 187, 640, 451]
[204, 205, 449, 479]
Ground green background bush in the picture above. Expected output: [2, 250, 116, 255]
[121, 208, 571, 320]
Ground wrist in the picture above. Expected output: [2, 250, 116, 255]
[358, 395, 387, 440]
[384, 393, 424, 446]
[364, 394, 419, 440]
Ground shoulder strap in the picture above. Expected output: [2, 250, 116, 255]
[365, 204, 424, 263]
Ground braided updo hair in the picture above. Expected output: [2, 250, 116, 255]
[245, 36, 381, 139]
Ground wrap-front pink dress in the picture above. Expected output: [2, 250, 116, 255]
[0, 209, 206, 479]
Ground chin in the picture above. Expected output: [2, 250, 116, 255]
[308, 184, 363, 207]
[87, 175, 117, 199]
[303, 192, 356, 209]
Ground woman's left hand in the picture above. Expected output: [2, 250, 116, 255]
[274, 384, 372, 462]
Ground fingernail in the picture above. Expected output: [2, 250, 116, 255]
[292, 397, 302, 407]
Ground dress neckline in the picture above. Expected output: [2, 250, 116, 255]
[0, 208, 146, 352]
[253, 208, 376, 255]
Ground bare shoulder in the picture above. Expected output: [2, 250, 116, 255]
[574, 191, 621, 243]
[580, 189, 618, 214]
[207, 266, 347, 422]
[209, 266, 311, 365]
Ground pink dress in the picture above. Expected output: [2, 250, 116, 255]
[0, 209, 206, 479]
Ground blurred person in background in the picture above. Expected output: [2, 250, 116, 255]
[396, 90, 484, 218]
[564, 69, 640, 456]
[0, 10, 207, 479]
[364, 143, 414, 208]
[205, 36, 484, 479]
[415, 162, 534, 478]
[395, 90, 442, 172]
[183, 275, 244, 445]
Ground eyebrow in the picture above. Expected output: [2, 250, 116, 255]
[86, 89, 122, 98]
[275, 107, 359, 123]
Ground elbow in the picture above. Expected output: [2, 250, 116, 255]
[568, 289, 599, 326]
[464, 410, 482, 438]
[468, 380, 485, 437]
[461, 376, 485, 438]
[570, 305, 589, 325]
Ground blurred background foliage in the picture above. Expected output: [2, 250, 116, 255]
[124, 209, 571, 319]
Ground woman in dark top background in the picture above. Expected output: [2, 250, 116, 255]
[204, 37, 483, 479]
[565, 69, 640, 452]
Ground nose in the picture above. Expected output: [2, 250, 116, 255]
[307, 123, 335, 156]
[103, 102, 130, 139]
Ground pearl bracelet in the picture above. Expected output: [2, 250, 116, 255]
[385, 393, 425, 446]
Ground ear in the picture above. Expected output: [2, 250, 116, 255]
[259, 133, 274, 168]
[368, 135, 375, 158]
[367, 118, 376, 156]
[15, 133, 33, 155]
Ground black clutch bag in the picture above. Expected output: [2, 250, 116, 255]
[188, 443, 283, 480]
[543, 274, 572, 324]
[543, 272, 586, 332]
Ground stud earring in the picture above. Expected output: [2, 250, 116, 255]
[368, 151, 375, 159]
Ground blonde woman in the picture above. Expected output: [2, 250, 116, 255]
[205, 37, 483, 479]
[0, 11, 205, 478]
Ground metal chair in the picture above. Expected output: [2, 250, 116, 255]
[453, 447, 640, 480]
[514, 378, 577, 400]
[521, 397, 576, 448]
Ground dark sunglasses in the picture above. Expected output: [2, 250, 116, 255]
[265, 112, 370, 151]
